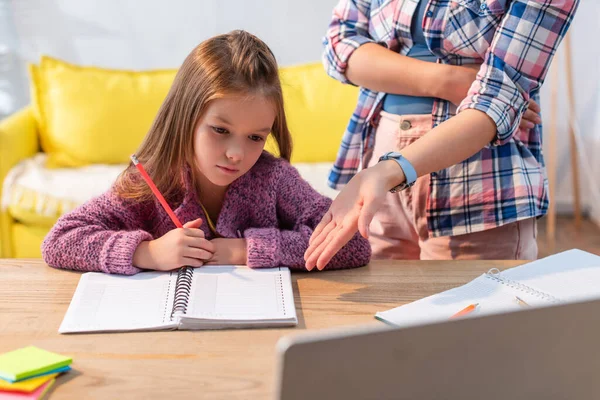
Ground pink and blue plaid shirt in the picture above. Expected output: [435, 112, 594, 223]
[323, 0, 579, 237]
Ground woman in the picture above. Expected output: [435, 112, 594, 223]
[304, 0, 580, 269]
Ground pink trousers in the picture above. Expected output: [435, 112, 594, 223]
[363, 111, 538, 260]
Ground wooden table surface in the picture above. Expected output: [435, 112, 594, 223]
[0, 259, 522, 399]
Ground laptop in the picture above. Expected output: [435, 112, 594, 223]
[275, 298, 600, 400]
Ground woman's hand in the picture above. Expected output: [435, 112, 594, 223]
[133, 218, 215, 271]
[304, 160, 404, 271]
[447, 64, 541, 129]
[204, 238, 248, 266]
[520, 99, 542, 129]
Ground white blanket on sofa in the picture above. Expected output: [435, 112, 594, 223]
[1, 153, 337, 217]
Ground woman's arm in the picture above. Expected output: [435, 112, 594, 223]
[304, 109, 494, 270]
[323, 0, 480, 103]
[307, 0, 580, 269]
[323, 1, 541, 113]
[346, 43, 478, 104]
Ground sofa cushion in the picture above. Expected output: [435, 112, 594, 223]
[271, 63, 358, 163]
[1, 154, 337, 228]
[30, 56, 176, 168]
[29, 56, 358, 168]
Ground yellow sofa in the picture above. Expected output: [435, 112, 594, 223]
[0, 56, 358, 258]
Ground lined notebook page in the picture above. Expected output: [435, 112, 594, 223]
[501, 249, 600, 301]
[185, 266, 294, 320]
[59, 272, 177, 333]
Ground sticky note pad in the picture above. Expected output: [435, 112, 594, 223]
[0, 373, 58, 393]
[0, 347, 71, 382]
[0, 378, 55, 400]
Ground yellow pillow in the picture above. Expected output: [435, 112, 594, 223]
[272, 63, 358, 163]
[30, 56, 358, 167]
[30, 56, 177, 167]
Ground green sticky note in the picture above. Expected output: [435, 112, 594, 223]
[0, 346, 72, 382]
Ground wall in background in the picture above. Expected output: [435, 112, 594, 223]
[538, 1, 600, 224]
[0, 0, 27, 118]
[6, 0, 338, 111]
[3, 0, 599, 223]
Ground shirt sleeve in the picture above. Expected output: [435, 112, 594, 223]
[457, 0, 580, 146]
[322, 0, 378, 84]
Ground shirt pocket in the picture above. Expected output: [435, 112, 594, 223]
[442, 0, 507, 58]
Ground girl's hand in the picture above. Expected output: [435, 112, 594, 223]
[204, 238, 248, 265]
[304, 160, 402, 271]
[449, 64, 541, 129]
[133, 218, 215, 271]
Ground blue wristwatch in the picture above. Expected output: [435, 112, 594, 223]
[378, 151, 417, 193]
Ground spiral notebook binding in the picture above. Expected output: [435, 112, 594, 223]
[171, 266, 194, 319]
[276, 269, 287, 315]
[485, 269, 562, 304]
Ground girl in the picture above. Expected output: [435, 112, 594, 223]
[304, 0, 580, 270]
[42, 30, 371, 275]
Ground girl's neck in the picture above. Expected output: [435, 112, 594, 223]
[195, 172, 228, 224]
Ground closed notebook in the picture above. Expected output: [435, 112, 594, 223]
[59, 266, 297, 333]
[376, 249, 600, 327]
[0, 379, 55, 400]
[0, 347, 71, 383]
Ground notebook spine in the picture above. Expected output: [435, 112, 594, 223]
[171, 266, 194, 319]
[276, 269, 287, 316]
[485, 270, 562, 304]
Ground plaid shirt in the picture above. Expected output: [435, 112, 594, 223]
[323, 0, 579, 237]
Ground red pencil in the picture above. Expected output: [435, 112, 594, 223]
[130, 154, 183, 228]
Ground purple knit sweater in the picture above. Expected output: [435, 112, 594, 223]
[42, 152, 371, 274]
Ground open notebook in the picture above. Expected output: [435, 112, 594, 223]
[59, 266, 297, 333]
[376, 249, 600, 327]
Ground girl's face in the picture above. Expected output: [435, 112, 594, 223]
[193, 95, 275, 189]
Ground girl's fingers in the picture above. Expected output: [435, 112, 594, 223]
[183, 227, 205, 238]
[183, 218, 203, 229]
[181, 257, 204, 268]
[186, 237, 216, 253]
[184, 247, 214, 261]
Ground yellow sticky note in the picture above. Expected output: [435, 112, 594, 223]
[0, 347, 71, 382]
[0, 373, 58, 393]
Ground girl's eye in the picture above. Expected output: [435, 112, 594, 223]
[212, 126, 228, 134]
[249, 135, 264, 142]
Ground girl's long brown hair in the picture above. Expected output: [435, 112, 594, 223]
[114, 30, 292, 202]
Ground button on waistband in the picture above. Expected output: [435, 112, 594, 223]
[400, 120, 412, 130]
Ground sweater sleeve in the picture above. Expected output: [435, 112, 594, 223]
[244, 162, 371, 270]
[41, 189, 155, 275]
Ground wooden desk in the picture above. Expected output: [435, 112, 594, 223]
[0, 259, 522, 399]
